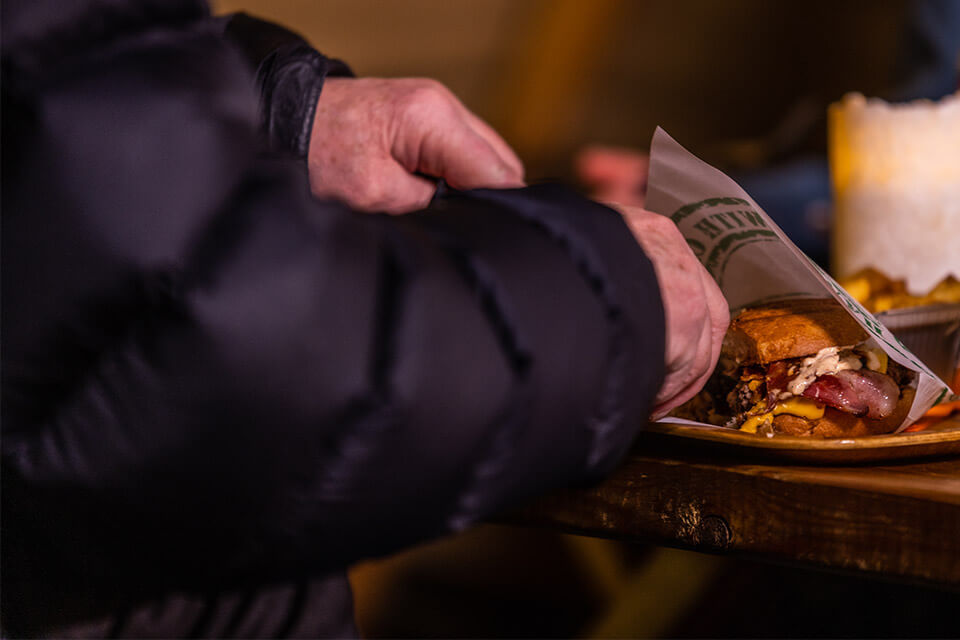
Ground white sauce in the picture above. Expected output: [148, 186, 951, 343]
[862, 348, 883, 372]
[786, 346, 863, 396]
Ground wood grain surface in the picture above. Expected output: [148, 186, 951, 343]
[512, 426, 960, 587]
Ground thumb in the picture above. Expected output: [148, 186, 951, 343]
[419, 124, 525, 191]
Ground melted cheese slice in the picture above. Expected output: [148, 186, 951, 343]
[740, 397, 826, 433]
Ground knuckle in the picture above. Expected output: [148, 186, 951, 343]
[400, 80, 454, 117]
[630, 209, 660, 230]
[653, 217, 689, 247]
[385, 187, 432, 215]
[715, 296, 731, 318]
[666, 224, 689, 246]
[408, 77, 444, 92]
[648, 211, 677, 231]
[353, 181, 390, 212]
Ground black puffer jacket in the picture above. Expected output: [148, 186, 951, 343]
[1, 0, 665, 636]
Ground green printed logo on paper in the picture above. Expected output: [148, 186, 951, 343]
[670, 197, 777, 281]
[670, 197, 751, 224]
[685, 238, 706, 258]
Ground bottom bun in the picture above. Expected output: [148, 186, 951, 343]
[772, 387, 916, 438]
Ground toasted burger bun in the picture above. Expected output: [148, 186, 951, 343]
[724, 298, 868, 365]
[772, 387, 915, 437]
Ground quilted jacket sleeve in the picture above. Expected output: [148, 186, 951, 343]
[223, 12, 354, 157]
[1, 4, 665, 613]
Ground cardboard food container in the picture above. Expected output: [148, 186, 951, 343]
[877, 303, 960, 387]
[645, 128, 957, 434]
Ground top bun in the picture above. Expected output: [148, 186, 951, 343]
[723, 298, 868, 365]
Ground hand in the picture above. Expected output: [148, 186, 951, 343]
[308, 78, 525, 214]
[576, 145, 649, 207]
[615, 205, 729, 419]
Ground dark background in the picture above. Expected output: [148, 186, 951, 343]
[215, 2, 960, 636]
[215, 0, 913, 177]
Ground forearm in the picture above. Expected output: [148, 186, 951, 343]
[3, 178, 664, 603]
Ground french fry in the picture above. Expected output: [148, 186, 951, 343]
[925, 276, 960, 305]
[924, 400, 960, 418]
[840, 270, 960, 312]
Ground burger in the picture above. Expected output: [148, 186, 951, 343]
[675, 298, 916, 437]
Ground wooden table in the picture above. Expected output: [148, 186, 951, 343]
[514, 419, 960, 588]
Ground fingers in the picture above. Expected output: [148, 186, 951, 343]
[375, 168, 437, 215]
[309, 77, 524, 214]
[417, 117, 525, 191]
[615, 206, 729, 420]
[701, 264, 730, 373]
[651, 272, 717, 415]
[457, 109, 525, 183]
[349, 159, 438, 215]
[693, 261, 730, 414]
[650, 309, 714, 419]
[651, 263, 728, 420]
[388, 79, 524, 190]
[312, 156, 437, 215]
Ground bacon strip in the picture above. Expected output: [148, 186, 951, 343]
[765, 360, 790, 405]
[801, 369, 900, 419]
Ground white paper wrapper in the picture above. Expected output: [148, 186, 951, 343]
[645, 128, 954, 432]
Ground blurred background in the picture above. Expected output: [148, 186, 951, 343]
[211, 1, 960, 636]
[214, 0, 959, 269]
[214, 0, 937, 177]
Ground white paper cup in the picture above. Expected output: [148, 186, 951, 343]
[828, 92, 960, 295]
